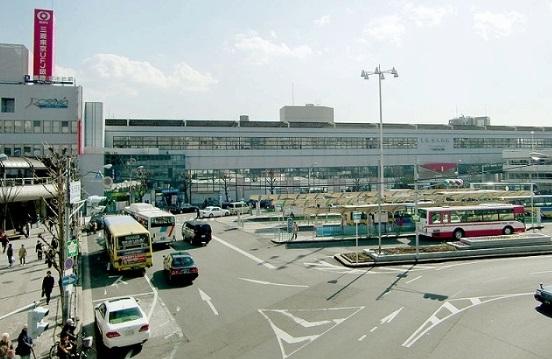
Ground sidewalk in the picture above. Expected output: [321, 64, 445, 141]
[0, 225, 62, 358]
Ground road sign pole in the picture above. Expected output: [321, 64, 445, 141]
[355, 222, 359, 263]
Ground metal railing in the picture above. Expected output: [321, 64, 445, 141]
[0, 176, 52, 187]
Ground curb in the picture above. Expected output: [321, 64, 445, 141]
[335, 245, 552, 267]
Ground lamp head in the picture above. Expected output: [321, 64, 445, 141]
[392, 67, 399, 77]
[103, 164, 113, 169]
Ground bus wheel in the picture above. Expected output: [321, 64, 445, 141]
[453, 229, 464, 240]
[503, 226, 514, 235]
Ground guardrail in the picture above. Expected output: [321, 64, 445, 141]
[0, 177, 52, 186]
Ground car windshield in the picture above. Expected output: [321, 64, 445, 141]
[172, 256, 194, 267]
[109, 307, 143, 324]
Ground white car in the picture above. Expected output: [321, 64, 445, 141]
[94, 297, 150, 349]
[200, 206, 229, 218]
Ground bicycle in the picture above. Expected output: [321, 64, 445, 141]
[49, 330, 93, 359]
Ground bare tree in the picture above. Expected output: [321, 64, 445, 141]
[265, 169, 277, 195]
[220, 170, 231, 202]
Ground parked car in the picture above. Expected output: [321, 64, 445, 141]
[182, 220, 212, 245]
[199, 206, 229, 218]
[535, 283, 552, 306]
[94, 297, 150, 349]
[167, 203, 199, 214]
[163, 251, 199, 283]
[226, 201, 251, 215]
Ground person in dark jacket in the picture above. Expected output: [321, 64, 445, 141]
[15, 325, 32, 359]
[41, 271, 55, 305]
[6, 243, 13, 268]
[35, 241, 43, 261]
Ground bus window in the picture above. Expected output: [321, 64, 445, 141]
[498, 208, 514, 220]
[481, 209, 499, 222]
[442, 212, 450, 223]
[465, 210, 482, 222]
[430, 212, 441, 224]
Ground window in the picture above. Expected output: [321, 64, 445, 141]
[43, 121, 51, 133]
[23, 146, 32, 156]
[24, 120, 32, 133]
[1, 98, 15, 113]
[61, 121, 70, 133]
[109, 308, 143, 324]
[14, 120, 23, 133]
[33, 121, 42, 133]
[52, 121, 61, 133]
[71, 121, 77, 133]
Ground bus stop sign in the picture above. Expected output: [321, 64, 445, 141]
[352, 211, 362, 224]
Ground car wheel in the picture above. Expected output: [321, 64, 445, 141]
[503, 226, 514, 235]
[209, 213, 214, 218]
[453, 228, 464, 240]
[224, 212, 230, 216]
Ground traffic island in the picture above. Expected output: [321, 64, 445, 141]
[335, 233, 552, 267]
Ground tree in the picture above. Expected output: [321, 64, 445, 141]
[39, 148, 77, 323]
[265, 169, 277, 195]
[219, 170, 231, 202]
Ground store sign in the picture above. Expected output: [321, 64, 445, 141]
[69, 181, 81, 204]
[27, 97, 69, 109]
[66, 240, 78, 257]
[33, 9, 54, 79]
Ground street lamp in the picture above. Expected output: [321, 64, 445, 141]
[361, 65, 398, 254]
[528, 151, 551, 232]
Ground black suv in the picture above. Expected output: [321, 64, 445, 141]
[181, 220, 212, 245]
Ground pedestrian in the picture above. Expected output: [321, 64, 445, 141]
[24, 222, 30, 239]
[18, 244, 27, 265]
[0, 332, 15, 359]
[42, 270, 55, 305]
[51, 237, 59, 251]
[14, 325, 32, 359]
[292, 221, 298, 240]
[195, 207, 200, 219]
[6, 243, 13, 268]
[35, 241, 43, 261]
[45, 249, 54, 268]
[61, 319, 77, 342]
[0, 230, 7, 253]
[48, 219, 53, 232]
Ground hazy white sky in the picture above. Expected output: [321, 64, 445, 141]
[3, 0, 552, 126]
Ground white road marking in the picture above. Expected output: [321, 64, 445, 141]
[380, 307, 403, 324]
[259, 306, 365, 359]
[212, 235, 276, 270]
[199, 289, 219, 316]
[434, 262, 473, 271]
[176, 306, 180, 312]
[406, 275, 422, 284]
[103, 288, 107, 296]
[239, 277, 309, 288]
[402, 292, 532, 348]
[110, 276, 128, 287]
[358, 334, 367, 341]
[275, 310, 333, 327]
[370, 326, 378, 333]
[144, 274, 159, 321]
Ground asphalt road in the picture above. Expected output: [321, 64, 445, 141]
[85, 214, 552, 359]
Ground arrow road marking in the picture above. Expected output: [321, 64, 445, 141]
[402, 292, 532, 348]
[110, 276, 128, 287]
[380, 307, 403, 324]
[199, 289, 219, 316]
[239, 277, 309, 288]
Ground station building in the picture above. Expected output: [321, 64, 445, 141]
[81, 104, 552, 203]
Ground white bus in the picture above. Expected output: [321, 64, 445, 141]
[103, 215, 153, 272]
[124, 204, 176, 244]
[418, 203, 526, 240]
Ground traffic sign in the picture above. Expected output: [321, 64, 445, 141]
[352, 211, 362, 224]
[287, 217, 293, 233]
[64, 258, 74, 270]
[66, 239, 78, 257]
[61, 274, 78, 287]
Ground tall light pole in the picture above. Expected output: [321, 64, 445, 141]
[361, 65, 398, 254]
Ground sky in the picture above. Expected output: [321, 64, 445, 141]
[2, 0, 552, 126]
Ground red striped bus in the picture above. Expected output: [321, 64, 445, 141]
[418, 204, 526, 240]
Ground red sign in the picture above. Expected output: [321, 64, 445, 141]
[33, 9, 54, 80]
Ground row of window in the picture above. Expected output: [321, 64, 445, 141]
[111, 136, 552, 151]
[112, 136, 418, 150]
[454, 138, 552, 149]
[1, 144, 77, 157]
[0, 120, 78, 134]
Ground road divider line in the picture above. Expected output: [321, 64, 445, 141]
[358, 334, 366, 341]
[406, 275, 422, 284]
[370, 326, 378, 333]
[144, 274, 159, 321]
[92, 291, 155, 303]
[212, 235, 276, 270]
[239, 277, 309, 288]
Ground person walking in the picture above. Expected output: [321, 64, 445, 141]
[35, 241, 43, 261]
[0, 230, 7, 253]
[45, 249, 54, 268]
[0, 332, 15, 359]
[18, 244, 27, 265]
[14, 325, 32, 359]
[292, 221, 299, 240]
[41, 270, 55, 305]
[6, 243, 13, 268]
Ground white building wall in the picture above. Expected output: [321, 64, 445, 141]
[84, 102, 104, 148]
[280, 105, 334, 123]
[0, 44, 28, 84]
